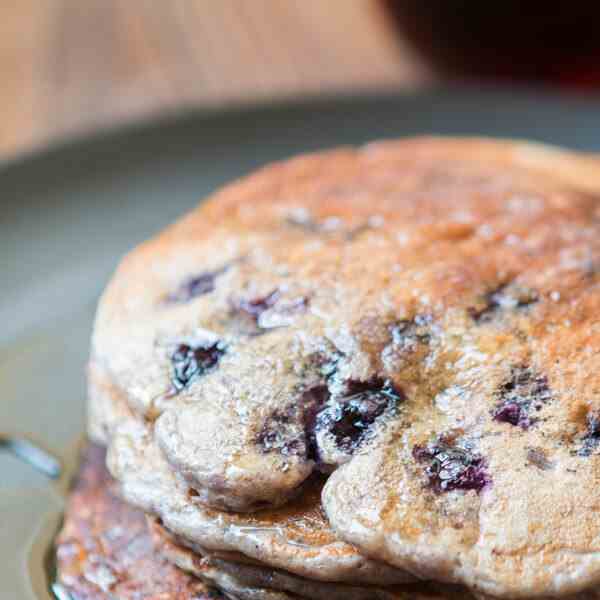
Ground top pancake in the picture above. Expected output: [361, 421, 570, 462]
[90, 137, 600, 596]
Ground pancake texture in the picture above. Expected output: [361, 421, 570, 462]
[107, 415, 412, 584]
[149, 516, 485, 600]
[54, 444, 600, 600]
[149, 517, 482, 600]
[54, 443, 217, 599]
[88, 137, 600, 597]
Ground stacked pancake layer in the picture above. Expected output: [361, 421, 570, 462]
[82, 138, 600, 599]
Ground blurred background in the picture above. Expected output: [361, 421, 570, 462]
[3, 0, 599, 162]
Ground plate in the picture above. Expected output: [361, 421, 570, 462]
[2, 87, 600, 599]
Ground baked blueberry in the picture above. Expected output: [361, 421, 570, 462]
[170, 342, 225, 392]
[412, 438, 489, 494]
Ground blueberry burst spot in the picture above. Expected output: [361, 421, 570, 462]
[170, 341, 225, 392]
[256, 408, 306, 458]
[312, 350, 344, 382]
[492, 366, 551, 429]
[257, 385, 329, 460]
[232, 289, 308, 333]
[469, 283, 538, 322]
[237, 289, 280, 322]
[578, 412, 600, 457]
[316, 378, 404, 452]
[413, 439, 489, 494]
[167, 266, 227, 303]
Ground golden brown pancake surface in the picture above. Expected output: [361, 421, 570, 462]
[89, 137, 600, 597]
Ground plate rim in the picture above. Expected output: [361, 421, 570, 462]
[3, 82, 600, 173]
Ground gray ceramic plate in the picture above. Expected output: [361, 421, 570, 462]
[2, 87, 600, 599]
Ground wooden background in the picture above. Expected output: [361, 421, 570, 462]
[0, 1, 432, 161]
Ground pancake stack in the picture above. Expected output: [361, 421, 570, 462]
[57, 138, 600, 599]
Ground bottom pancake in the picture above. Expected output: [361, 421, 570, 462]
[55, 442, 600, 600]
[55, 441, 474, 600]
[149, 518, 292, 600]
[54, 442, 220, 599]
[107, 418, 415, 585]
[55, 442, 365, 600]
[148, 516, 477, 600]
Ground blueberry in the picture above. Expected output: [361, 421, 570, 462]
[231, 289, 308, 334]
[170, 342, 225, 392]
[492, 366, 551, 429]
[494, 402, 525, 427]
[413, 438, 489, 494]
[469, 284, 538, 322]
[578, 411, 600, 456]
[237, 290, 280, 322]
[315, 378, 404, 453]
[167, 266, 227, 303]
[257, 385, 329, 462]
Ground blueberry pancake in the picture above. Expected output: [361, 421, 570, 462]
[107, 416, 413, 585]
[148, 519, 292, 600]
[148, 517, 477, 600]
[54, 445, 600, 600]
[91, 137, 599, 511]
[89, 137, 600, 597]
[56, 442, 301, 600]
[54, 443, 217, 600]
